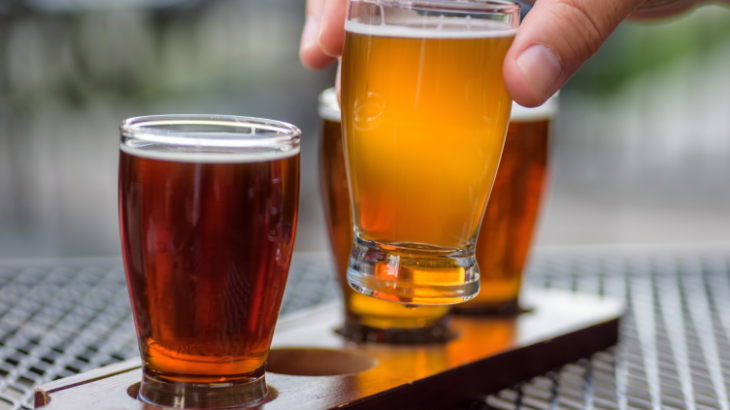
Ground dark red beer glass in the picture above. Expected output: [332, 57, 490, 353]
[455, 96, 558, 315]
[119, 115, 300, 408]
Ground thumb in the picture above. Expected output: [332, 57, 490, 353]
[503, 0, 642, 107]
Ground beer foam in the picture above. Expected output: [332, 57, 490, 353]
[120, 142, 299, 163]
[510, 94, 559, 122]
[345, 19, 517, 39]
[319, 88, 341, 122]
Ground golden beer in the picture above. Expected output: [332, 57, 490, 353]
[456, 97, 558, 315]
[341, 1, 519, 305]
[318, 89, 450, 343]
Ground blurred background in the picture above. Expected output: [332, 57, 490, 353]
[0, 0, 729, 258]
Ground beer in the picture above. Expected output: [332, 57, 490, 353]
[456, 98, 557, 315]
[318, 88, 450, 343]
[341, 1, 520, 305]
[119, 115, 300, 407]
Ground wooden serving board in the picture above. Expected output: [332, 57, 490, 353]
[35, 289, 623, 410]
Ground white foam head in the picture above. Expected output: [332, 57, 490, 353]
[511, 93, 559, 122]
[120, 144, 300, 163]
[319, 88, 341, 122]
[120, 115, 300, 163]
[345, 18, 517, 39]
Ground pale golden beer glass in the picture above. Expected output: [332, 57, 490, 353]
[319, 89, 451, 343]
[342, 0, 520, 305]
[455, 96, 558, 315]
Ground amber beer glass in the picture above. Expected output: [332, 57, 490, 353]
[319, 89, 450, 343]
[455, 96, 558, 315]
[342, 0, 520, 305]
[119, 115, 300, 408]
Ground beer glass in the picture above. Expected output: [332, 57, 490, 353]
[319, 88, 451, 343]
[342, 0, 520, 305]
[119, 115, 300, 408]
[455, 96, 558, 315]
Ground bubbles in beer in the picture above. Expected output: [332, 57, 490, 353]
[119, 148, 299, 383]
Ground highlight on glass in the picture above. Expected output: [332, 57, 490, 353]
[318, 88, 452, 344]
[341, 0, 521, 305]
[118, 115, 300, 408]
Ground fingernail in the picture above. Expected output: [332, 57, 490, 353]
[516, 44, 562, 100]
[301, 16, 320, 52]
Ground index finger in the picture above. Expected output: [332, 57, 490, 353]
[319, 0, 349, 57]
[301, 0, 337, 69]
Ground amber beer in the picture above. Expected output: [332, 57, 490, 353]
[341, 1, 520, 305]
[319, 89, 450, 343]
[456, 97, 558, 314]
[119, 115, 300, 408]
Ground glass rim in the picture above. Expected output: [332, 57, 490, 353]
[120, 114, 301, 149]
[354, 0, 520, 14]
[120, 115, 300, 163]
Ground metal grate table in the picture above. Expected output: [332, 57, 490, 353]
[488, 245, 730, 410]
[0, 245, 728, 410]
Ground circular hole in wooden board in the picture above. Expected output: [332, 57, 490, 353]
[266, 348, 378, 376]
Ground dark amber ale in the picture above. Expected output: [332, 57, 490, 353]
[455, 99, 556, 314]
[318, 89, 450, 343]
[119, 115, 300, 407]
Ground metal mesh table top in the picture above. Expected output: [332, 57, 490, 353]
[0, 245, 728, 410]
[488, 245, 730, 410]
[0, 254, 339, 410]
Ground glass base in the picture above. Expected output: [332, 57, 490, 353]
[336, 312, 455, 344]
[139, 366, 267, 409]
[347, 236, 480, 305]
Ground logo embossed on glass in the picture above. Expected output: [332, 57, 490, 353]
[354, 92, 385, 131]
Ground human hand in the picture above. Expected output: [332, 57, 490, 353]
[299, 0, 728, 107]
